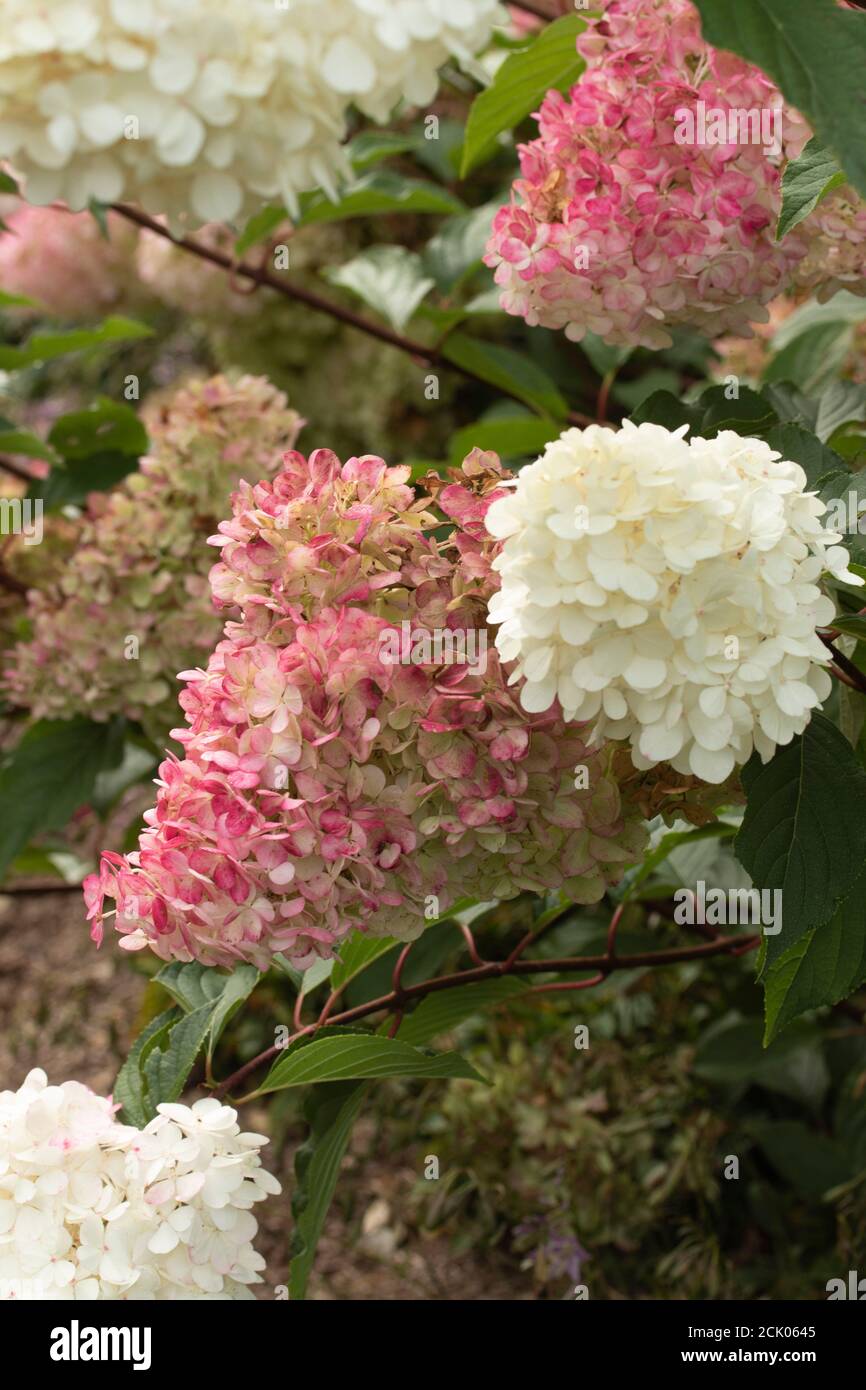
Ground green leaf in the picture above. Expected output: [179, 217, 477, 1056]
[48, 398, 148, 460]
[817, 470, 866, 566]
[298, 957, 335, 1000]
[693, 0, 866, 199]
[0, 429, 58, 463]
[763, 422, 849, 490]
[113, 1008, 180, 1128]
[629, 391, 706, 434]
[32, 453, 139, 510]
[0, 717, 127, 881]
[343, 920, 464, 1008]
[772, 292, 866, 351]
[763, 321, 854, 395]
[693, 1017, 829, 1110]
[422, 202, 499, 293]
[747, 1119, 851, 1198]
[324, 246, 434, 333]
[833, 614, 866, 642]
[398, 978, 529, 1047]
[234, 206, 285, 257]
[622, 824, 737, 903]
[460, 15, 586, 176]
[777, 137, 846, 240]
[288, 1082, 367, 1300]
[448, 413, 557, 466]
[0, 171, 18, 195]
[734, 714, 866, 973]
[696, 384, 779, 437]
[258, 1034, 485, 1094]
[154, 961, 260, 1061]
[630, 383, 779, 439]
[141, 1003, 218, 1111]
[0, 316, 152, 371]
[763, 865, 866, 1042]
[347, 131, 416, 171]
[814, 379, 866, 442]
[330, 933, 399, 994]
[442, 332, 568, 419]
[298, 173, 464, 226]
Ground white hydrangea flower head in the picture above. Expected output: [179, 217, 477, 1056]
[0, 0, 501, 228]
[486, 421, 863, 784]
[0, 1069, 280, 1300]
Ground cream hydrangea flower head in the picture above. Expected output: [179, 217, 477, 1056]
[485, 421, 862, 784]
[0, 1069, 280, 1301]
[0, 0, 501, 227]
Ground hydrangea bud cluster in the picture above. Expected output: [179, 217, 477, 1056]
[85, 447, 657, 972]
[5, 375, 302, 742]
[0, 203, 137, 319]
[485, 421, 861, 784]
[0, 1069, 279, 1301]
[484, 0, 866, 348]
[0, 0, 500, 227]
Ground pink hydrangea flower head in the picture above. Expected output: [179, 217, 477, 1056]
[485, 0, 866, 348]
[86, 448, 652, 971]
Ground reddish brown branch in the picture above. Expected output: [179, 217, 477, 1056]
[213, 927, 760, 1100]
[110, 202, 592, 427]
[819, 632, 866, 695]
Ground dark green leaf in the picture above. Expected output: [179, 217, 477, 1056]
[288, 1082, 367, 1299]
[735, 714, 866, 972]
[693, 1017, 829, 1109]
[748, 1119, 851, 1197]
[142, 1004, 217, 1110]
[113, 1008, 181, 1128]
[764, 422, 849, 490]
[817, 470, 866, 566]
[442, 332, 568, 419]
[48, 398, 147, 459]
[330, 934, 399, 994]
[0, 718, 127, 881]
[693, 0, 866, 199]
[763, 865, 866, 1042]
[833, 614, 866, 642]
[398, 978, 529, 1047]
[628, 391, 706, 434]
